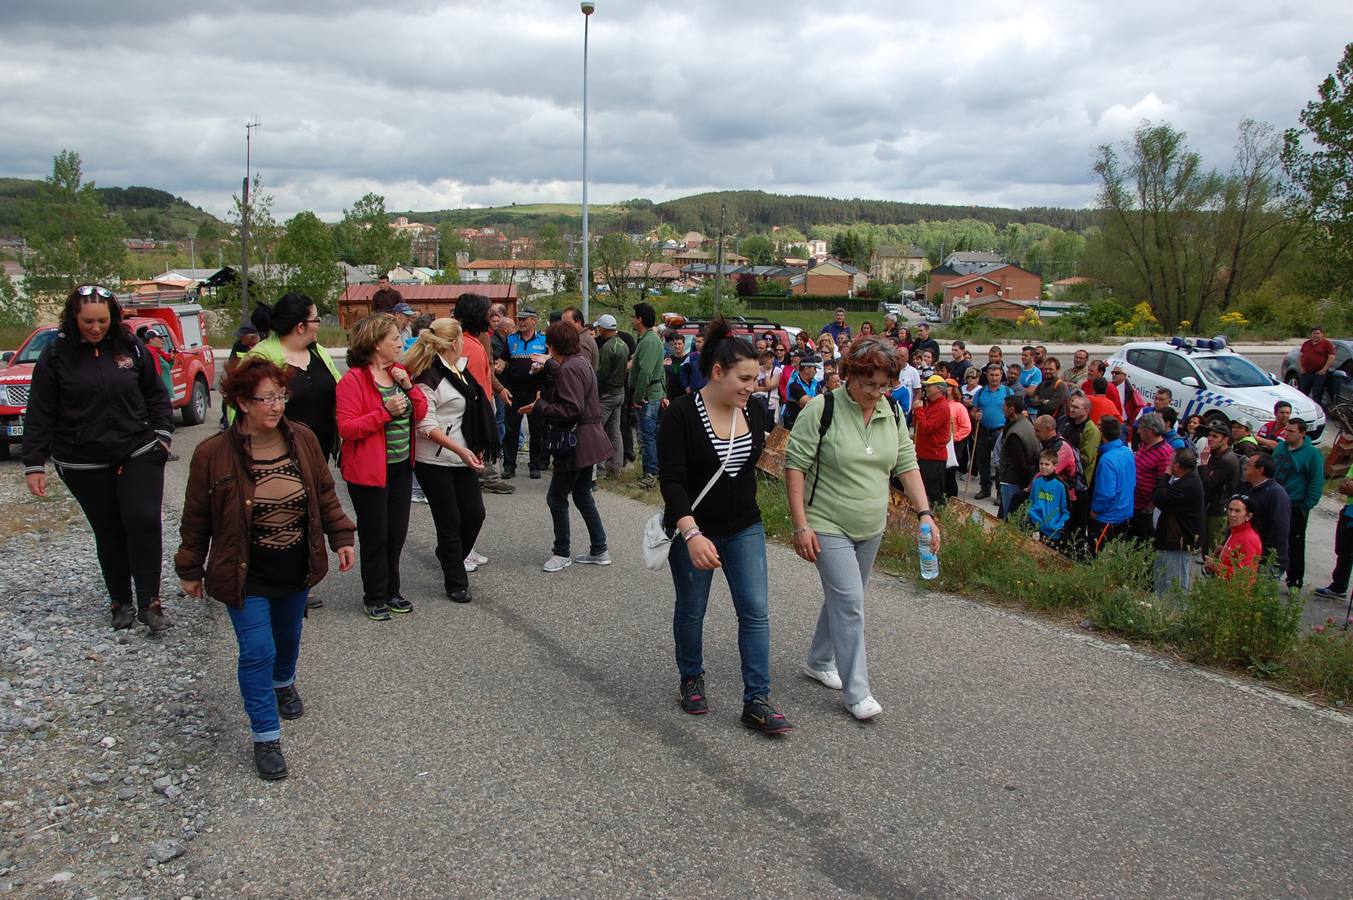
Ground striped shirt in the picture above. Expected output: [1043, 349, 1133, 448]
[378, 384, 412, 464]
[695, 392, 753, 479]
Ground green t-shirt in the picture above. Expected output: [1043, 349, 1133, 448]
[379, 384, 411, 464]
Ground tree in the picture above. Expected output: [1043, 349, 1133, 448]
[0, 272, 35, 329]
[593, 232, 637, 301]
[277, 211, 345, 314]
[1283, 42, 1353, 297]
[336, 193, 411, 277]
[21, 150, 127, 302]
[740, 234, 776, 266]
[829, 229, 873, 267]
[735, 272, 758, 297]
[217, 174, 281, 312]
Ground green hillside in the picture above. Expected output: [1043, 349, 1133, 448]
[392, 201, 629, 233]
[0, 178, 226, 240]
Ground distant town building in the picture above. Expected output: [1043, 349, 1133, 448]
[869, 244, 927, 282]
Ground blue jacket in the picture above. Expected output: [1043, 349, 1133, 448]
[1028, 475, 1070, 539]
[679, 352, 708, 393]
[890, 384, 912, 418]
[1091, 438, 1136, 525]
[1164, 429, 1187, 450]
[1274, 436, 1325, 512]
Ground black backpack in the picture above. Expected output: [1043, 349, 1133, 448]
[808, 390, 901, 506]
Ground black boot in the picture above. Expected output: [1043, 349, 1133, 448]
[111, 603, 136, 630]
[275, 685, 304, 720]
[253, 740, 288, 780]
[137, 599, 169, 634]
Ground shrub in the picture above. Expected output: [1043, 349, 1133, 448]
[1281, 619, 1353, 704]
[1176, 570, 1303, 670]
[1112, 301, 1161, 336]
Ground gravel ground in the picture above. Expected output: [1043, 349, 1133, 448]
[0, 486, 218, 898]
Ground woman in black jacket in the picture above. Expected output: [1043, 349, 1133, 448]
[657, 318, 792, 736]
[23, 285, 174, 632]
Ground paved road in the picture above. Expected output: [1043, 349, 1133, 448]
[94, 416, 1349, 897]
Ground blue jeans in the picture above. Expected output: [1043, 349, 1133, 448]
[227, 589, 308, 742]
[494, 395, 507, 442]
[998, 482, 1025, 521]
[670, 522, 771, 702]
[546, 465, 607, 557]
[1298, 371, 1328, 407]
[639, 399, 662, 475]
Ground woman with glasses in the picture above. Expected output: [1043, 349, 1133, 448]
[784, 337, 939, 720]
[243, 294, 342, 461]
[177, 357, 356, 780]
[336, 314, 428, 621]
[23, 284, 174, 633]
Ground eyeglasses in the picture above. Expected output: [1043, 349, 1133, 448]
[305, 318, 322, 325]
[249, 393, 291, 406]
[76, 285, 114, 299]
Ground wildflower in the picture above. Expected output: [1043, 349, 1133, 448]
[1315, 625, 1326, 634]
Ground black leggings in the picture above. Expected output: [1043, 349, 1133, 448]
[59, 451, 166, 609]
[414, 462, 485, 594]
[347, 462, 413, 606]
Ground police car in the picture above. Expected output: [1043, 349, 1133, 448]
[1108, 337, 1325, 438]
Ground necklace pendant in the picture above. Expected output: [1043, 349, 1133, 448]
[864, 445, 875, 455]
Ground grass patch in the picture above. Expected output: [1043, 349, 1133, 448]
[0, 479, 82, 542]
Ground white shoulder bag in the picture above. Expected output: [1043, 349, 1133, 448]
[642, 406, 738, 571]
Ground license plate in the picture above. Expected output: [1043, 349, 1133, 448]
[5, 425, 21, 436]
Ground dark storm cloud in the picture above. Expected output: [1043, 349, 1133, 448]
[0, 0, 1348, 219]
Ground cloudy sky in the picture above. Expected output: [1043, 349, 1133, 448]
[1, 1, 1347, 222]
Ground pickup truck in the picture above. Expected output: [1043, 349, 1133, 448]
[0, 297, 216, 459]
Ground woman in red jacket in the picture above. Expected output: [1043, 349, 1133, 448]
[336, 314, 428, 621]
[1205, 496, 1263, 580]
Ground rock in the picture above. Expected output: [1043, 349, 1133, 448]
[150, 840, 185, 865]
[152, 776, 173, 794]
[48, 871, 75, 883]
[164, 785, 183, 800]
[99, 736, 116, 748]
[117, 788, 137, 801]
[89, 772, 109, 785]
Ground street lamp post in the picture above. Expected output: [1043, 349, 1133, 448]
[580, 1, 595, 322]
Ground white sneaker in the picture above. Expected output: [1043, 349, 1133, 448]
[543, 555, 573, 573]
[463, 559, 478, 574]
[573, 551, 611, 566]
[846, 696, 883, 720]
[465, 550, 489, 566]
[802, 664, 843, 690]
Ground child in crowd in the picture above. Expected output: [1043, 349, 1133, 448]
[1027, 449, 1069, 546]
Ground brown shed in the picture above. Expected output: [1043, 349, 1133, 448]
[338, 283, 518, 328]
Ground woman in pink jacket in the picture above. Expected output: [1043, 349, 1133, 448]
[335, 314, 428, 622]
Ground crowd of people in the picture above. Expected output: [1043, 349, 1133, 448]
[19, 286, 1348, 780]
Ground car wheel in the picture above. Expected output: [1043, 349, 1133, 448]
[181, 377, 209, 426]
[0, 441, 9, 460]
[1283, 370, 1299, 388]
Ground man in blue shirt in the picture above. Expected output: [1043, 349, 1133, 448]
[970, 363, 1012, 501]
[1018, 345, 1043, 404]
[819, 308, 852, 346]
[1090, 416, 1136, 553]
[502, 307, 550, 479]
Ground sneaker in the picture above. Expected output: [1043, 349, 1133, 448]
[137, 600, 169, 635]
[386, 595, 413, 614]
[637, 473, 657, 489]
[111, 603, 136, 631]
[253, 739, 288, 781]
[364, 604, 392, 622]
[1314, 586, 1345, 599]
[464, 559, 479, 574]
[482, 479, 516, 494]
[306, 594, 324, 610]
[543, 555, 574, 573]
[741, 696, 794, 735]
[529, 469, 542, 480]
[846, 696, 883, 720]
[274, 685, 304, 720]
[679, 675, 709, 714]
[466, 550, 489, 566]
[574, 551, 611, 566]
[447, 588, 472, 604]
[502, 467, 517, 480]
[411, 490, 429, 504]
[802, 664, 843, 690]
[973, 490, 991, 501]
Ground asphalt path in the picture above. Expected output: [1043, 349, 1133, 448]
[83, 411, 1348, 898]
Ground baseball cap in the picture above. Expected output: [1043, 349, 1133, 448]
[923, 374, 947, 386]
[235, 324, 259, 338]
[1208, 423, 1231, 437]
[799, 355, 822, 367]
[516, 306, 539, 318]
[392, 302, 416, 315]
[594, 313, 618, 330]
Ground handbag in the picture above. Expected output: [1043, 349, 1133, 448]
[945, 411, 959, 469]
[642, 406, 738, 571]
[543, 422, 578, 458]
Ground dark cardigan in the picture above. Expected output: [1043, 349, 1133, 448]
[658, 393, 766, 536]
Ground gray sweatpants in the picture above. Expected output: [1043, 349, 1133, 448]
[807, 531, 883, 706]
[598, 389, 625, 474]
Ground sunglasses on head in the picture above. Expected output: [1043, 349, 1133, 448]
[76, 285, 114, 299]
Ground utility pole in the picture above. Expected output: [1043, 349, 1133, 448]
[240, 119, 260, 323]
[713, 202, 726, 315]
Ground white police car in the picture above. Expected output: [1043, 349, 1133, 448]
[1108, 337, 1326, 438]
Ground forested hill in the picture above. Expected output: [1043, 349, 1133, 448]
[0, 178, 224, 239]
[648, 191, 1098, 234]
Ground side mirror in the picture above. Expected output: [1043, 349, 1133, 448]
[1180, 375, 1199, 388]
[0, 351, 12, 366]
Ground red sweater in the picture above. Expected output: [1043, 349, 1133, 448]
[913, 398, 951, 461]
[1218, 521, 1262, 578]
[335, 363, 428, 487]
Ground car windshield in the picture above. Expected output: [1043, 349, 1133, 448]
[14, 329, 57, 365]
[1195, 354, 1270, 388]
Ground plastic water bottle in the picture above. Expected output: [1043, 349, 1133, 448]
[918, 522, 939, 580]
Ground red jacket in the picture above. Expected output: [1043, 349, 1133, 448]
[336, 363, 428, 487]
[912, 397, 952, 462]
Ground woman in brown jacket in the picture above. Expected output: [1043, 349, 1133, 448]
[176, 358, 356, 781]
[519, 321, 611, 572]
